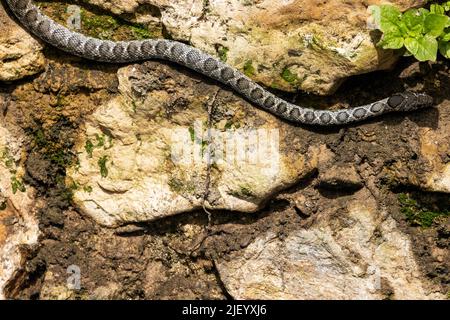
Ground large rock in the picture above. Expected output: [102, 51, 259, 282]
[0, 120, 39, 299]
[215, 188, 444, 300]
[80, 0, 425, 94]
[416, 119, 450, 192]
[382, 100, 450, 193]
[0, 5, 45, 81]
[67, 61, 326, 226]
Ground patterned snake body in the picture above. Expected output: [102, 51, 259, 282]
[5, 0, 434, 126]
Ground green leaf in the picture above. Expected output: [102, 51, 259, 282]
[445, 2, 450, 12]
[418, 8, 430, 15]
[430, 4, 445, 15]
[439, 41, 450, 58]
[424, 13, 449, 37]
[379, 5, 403, 35]
[404, 35, 438, 61]
[402, 9, 425, 35]
[441, 31, 450, 41]
[379, 34, 404, 49]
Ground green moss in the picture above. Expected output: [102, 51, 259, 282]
[81, 9, 120, 37]
[38, 1, 161, 41]
[230, 184, 255, 199]
[85, 134, 113, 158]
[243, 60, 256, 77]
[98, 156, 109, 178]
[95, 133, 105, 148]
[310, 33, 338, 51]
[34, 129, 47, 148]
[131, 101, 138, 113]
[281, 67, 299, 84]
[201, 139, 209, 156]
[224, 121, 233, 130]
[168, 177, 184, 193]
[218, 46, 229, 62]
[68, 181, 79, 191]
[1, 148, 15, 172]
[25, 119, 76, 171]
[85, 140, 94, 158]
[130, 25, 154, 40]
[11, 176, 26, 194]
[1, 149, 25, 194]
[55, 94, 68, 109]
[240, 186, 254, 197]
[83, 185, 93, 193]
[49, 149, 70, 167]
[270, 82, 281, 90]
[168, 177, 196, 194]
[188, 127, 195, 142]
[398, 193, 450, 228]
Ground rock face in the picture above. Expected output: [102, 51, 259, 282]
[416, 125, 450, 192]
[0, 0, 448, 300]
[67, 61, 324, 227]
[378, 100, 450, 193]
[216, 189, 442, 299]
[0, 120, 39, 299]
[0, 5, 45, 81]
[81, 0, 424, 94]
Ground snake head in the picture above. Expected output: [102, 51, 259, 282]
[387, 91, 434, 112]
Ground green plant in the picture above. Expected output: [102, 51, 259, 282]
[281, 67, 299, 84]
[85, 139, 94, 158]
[85, 134, 112, 158]
[11, 176, 26, 194]
[243, 60, 256, 76]
[217, 46, 229, 62]
[369, 2, 450, 61]
[398, 193, 450, 227]
[98, 156, 109, 178]
[130, 25, 154, 39]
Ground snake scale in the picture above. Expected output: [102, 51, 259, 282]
[5, 0, 435, 126]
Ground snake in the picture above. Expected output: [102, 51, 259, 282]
[5, 0, 435, 126]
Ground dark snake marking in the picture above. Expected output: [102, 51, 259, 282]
[5, 0, 435, 126]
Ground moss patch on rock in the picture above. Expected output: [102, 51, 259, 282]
[37, 1, 162, 42]
[398, 193, 450, 228]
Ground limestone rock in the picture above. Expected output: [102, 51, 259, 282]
[318, 164, 363, 190]
[0, 5, 45, 81]
[79, 0, 425, 94]
[215, 189, 445, 300]
[417, 118, 450, 193]
[67, 61, 320, 226]
[385, 101, 450, 193]
[0, 122, 39, 299]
